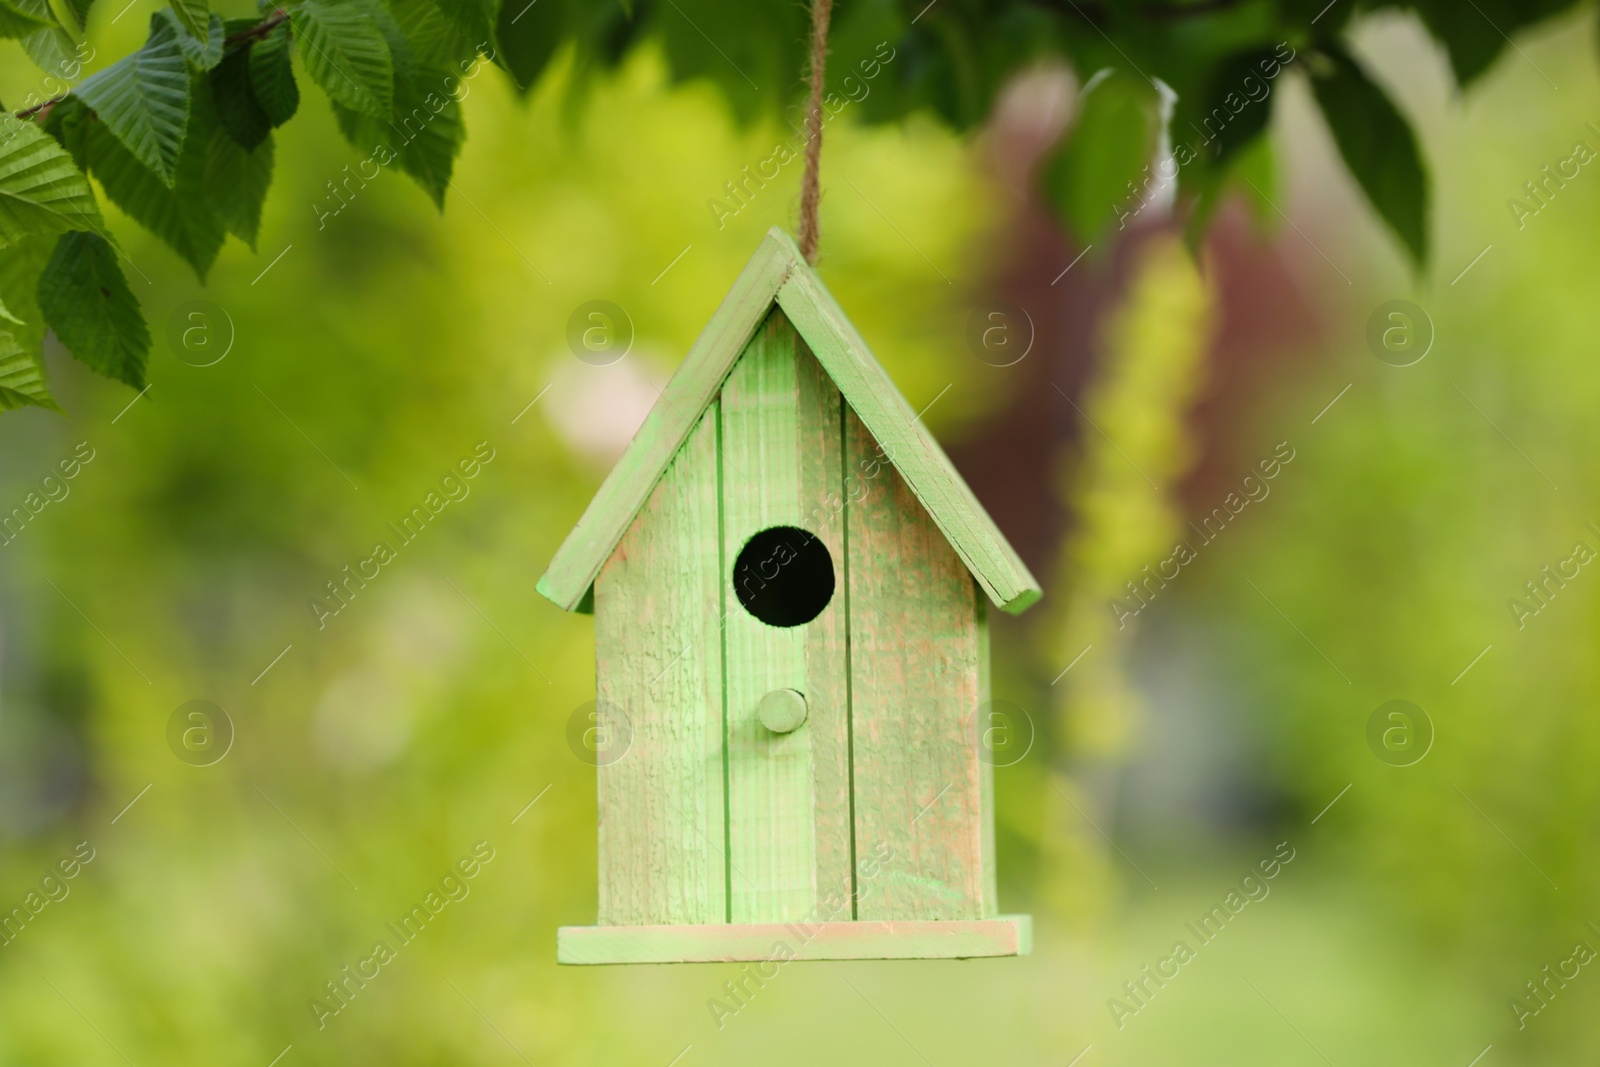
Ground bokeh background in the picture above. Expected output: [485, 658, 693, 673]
[3, 3, 1600, 1064]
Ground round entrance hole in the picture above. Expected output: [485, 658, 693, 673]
[732, 525, 834, 627]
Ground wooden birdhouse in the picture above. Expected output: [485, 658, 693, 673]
[541, 228, 1041, 964]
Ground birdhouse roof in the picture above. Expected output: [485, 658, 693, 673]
[537, 227, 1041, 616]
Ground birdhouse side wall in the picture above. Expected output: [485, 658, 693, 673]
[844, 406, 996, 920]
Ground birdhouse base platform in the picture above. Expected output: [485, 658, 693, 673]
[557, 915, 1031, 965]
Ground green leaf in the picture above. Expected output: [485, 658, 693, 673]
[61, 0, 90, 30]
[1309, 47, 1430, 268]
[250, 22, 299, 126]
[75, 13, 191, 185]
[495, 0, 565, 91]
[1041, 69, 1162, 244]
[331, 5, 464, 208]
[370, 1, 415, 84]
[76, 87, 226, 279]
[203, 131, 272, 247]
[0, 115, 106, 247]
[1228, 132, 1278, 230]
[1411, 0, 1570, 87]
[157, 8, 226, 70]
[1177, 46, 1288, 169]
[169, 0, 209, 39]
[0, 295, 22, 325]
[0, 235, 54, 349]
[378, 7, 461, 206]
[333, 79, 461, 209]
[0, 328, 58, 411]
[212, 37, 272, 148]
[1183, 132, 1277, 256]
[40, 89, 92, 162]
[22, 25, 79, 78]
[0, 0, 56, 39]
[433, 0, 494, 54]
[390, 0, 478, 68]
[36, 231, 149, 388]
[9, 0, 77, 78]
[654, 0, 791, 124]
[292, 0, 394, 117]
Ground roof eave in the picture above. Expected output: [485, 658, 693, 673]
[536, 229, 798, 612]
[538, 227, 1042, 615]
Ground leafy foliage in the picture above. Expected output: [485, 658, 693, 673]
[21, 23, 85, 87]
[249, 22, 301, 127]
[291, 0, 394, 117]
[1409, 0, 1574, 86]
[167, 0, 210, 40]
[0, 0, 56, 38]
[0, 0, 1587, 413]
[0, 115, 106, 245]
[211, 26, 275, 149]
[1042, 69, 1161, 244]
[0, 232, 51, 347]
[74, 12, 191, 184]
[329, 2, 466, 207]
[161, 8, 226, 70]
[203, 127, 274, 247]
[0, 326, 57, 409]
[67, 91, 227, 279]
[1309, 45, 1430, 267]
[35, 231, 150, 387]
[433, 0, 493, 54]
[59, 0, 92, 30]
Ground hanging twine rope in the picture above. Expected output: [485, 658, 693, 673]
[798, 0, 834, 264]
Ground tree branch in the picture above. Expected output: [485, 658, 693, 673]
[13, 94, 65, 120]
[10, 9, 290, 121]
[1039, 0, 1247, 24]
[225, 8, 289, 47]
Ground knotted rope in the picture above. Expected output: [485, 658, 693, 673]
[797, 0, 833, 264]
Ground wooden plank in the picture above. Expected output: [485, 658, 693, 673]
[844, 406, 987, 921]
[776, 263, 1042, 615]
[797, 333, 855, 920]
[719, 309, 850, 923]
[558, 915, 1031, 964]
[721, 312, 814, 923]
[976, 583, 997, 916]
[593, 405, 726, 925]
[538, 231, 797, 612]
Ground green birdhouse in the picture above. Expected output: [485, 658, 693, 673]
[540, 228, 1040, 964]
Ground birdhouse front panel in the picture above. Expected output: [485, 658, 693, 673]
[547, 228, 1039, 962]
[593, 307, 993, 931]
[593, 401, 725, 927]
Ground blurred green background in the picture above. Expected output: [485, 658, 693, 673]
[4, 3, 1600, 1065]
